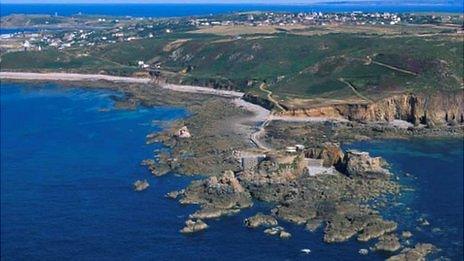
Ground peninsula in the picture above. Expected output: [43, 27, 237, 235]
[1, 10, 463, 260]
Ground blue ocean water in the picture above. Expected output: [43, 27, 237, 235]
[0, 3, 462, 17]
[345, 139, 464, 260]
[1, 83, 463, 260]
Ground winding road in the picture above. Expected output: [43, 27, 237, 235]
[259, 82, 286, 111]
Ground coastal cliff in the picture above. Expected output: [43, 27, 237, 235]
[279, 91, 464, 126]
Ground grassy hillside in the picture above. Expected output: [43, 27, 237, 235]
[1, 31, 462, 103]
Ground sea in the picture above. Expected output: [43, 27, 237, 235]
[1, 3, 463, 18]
[1, 82, 463, 260]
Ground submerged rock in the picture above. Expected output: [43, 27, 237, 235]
[165, 189, 185, 199]
[374, 234, 401, 252]
[180, 219, 208, 233]
[244, 213, 278, 228]
[133, 179, 149, 191]
[358, 249, 369, 255]
[279, 231, 292, 239]
[386, 243, 436, 261]
[264, 226, 284, 236]
[418, 217, 430, 226]
[401, 231, 413, 239]
[190, 207, 240, 219]
[264, 226, 291, 239]
[145, 133, 161, 144]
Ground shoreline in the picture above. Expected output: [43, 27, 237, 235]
[2, 77, 459, 260]
[0, 71, 245, 98]
[2, 71, 462, 147]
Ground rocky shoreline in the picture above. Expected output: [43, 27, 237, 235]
[4, 78, 461, 260]
[143, 101, 460, 260]
[139, 89, 463, 260]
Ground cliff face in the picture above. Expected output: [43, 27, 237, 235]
[243, 93, 276, 111]
[279, 91, 464, 126]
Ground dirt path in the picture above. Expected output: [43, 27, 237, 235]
[371, 60, 418, 76]
[259, 82, 286, 111]
[338, 77, 374, 103]
[365, 55, 418, 76]
[231, 98, 271, 151]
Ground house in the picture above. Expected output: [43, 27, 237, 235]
[23, 40, 31, 51]
[286, 146, 297, 153]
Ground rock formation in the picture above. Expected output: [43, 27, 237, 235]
[244, 213, 278, 228]
[278, 90, 464, 126]
[341, 150, 390, 179]
[263, 226, 292, 239]
[180, 219, 209, 233]
[179, 170, 253, 220]
[386, 243, 436, 261]
[374, 234, 402, 252]
[133, 179, 149, 191]
[305, 142, 344, 167]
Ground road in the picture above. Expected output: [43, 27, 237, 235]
[259, 82, 286, 111]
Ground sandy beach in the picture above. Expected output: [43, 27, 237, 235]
[0, 72, 151, 84]
[0, 72, 246, 97]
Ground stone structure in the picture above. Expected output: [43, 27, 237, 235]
[241, 153, 267, 171]
[304, 158, 335, 176]
[175, 126, 191, 138]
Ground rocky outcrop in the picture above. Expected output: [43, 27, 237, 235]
[165, 189, 185, 199]
[305, 219, 322, 232]
[190, 207, 240, 219]
[244, 213, 278, 228]
[275, 203, 317, 225]
[180, 219, 209, 233]
[179, 170, 253, 220]
[263, 226, 292, 239]
[243, 93, 276, 111]
[386, 243, 436, 261]
[358, 249, 369, 255]
[141, 158, 170, 176]
[278, 91, 464, 126]
[133, 180, 149, 191]
[341, 150, 390, 179]
[175, 126, 191, 138]
[324, 212, 397, 243]
[305, 142, 344, 167]
[374, 234, 402, 252]
[401, 231, 413, 239]
[357, 218, 397, 242]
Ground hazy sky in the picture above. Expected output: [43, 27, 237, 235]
[2, 0, 462, 4]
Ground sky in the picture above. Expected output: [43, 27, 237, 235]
[1, 0, 462, 4]
[1, 0, 461, 4]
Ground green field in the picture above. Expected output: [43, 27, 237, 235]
[1, 31, 462, 102]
